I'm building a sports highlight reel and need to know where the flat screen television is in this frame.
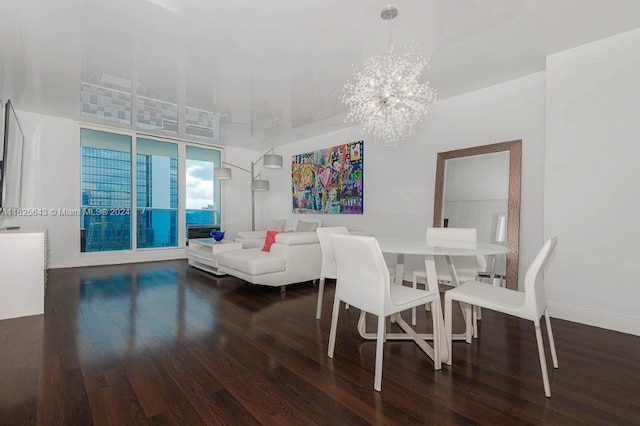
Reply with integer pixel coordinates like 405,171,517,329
0,100,25,210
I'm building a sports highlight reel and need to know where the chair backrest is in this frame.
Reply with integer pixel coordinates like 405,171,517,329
316,226,349,279
331,235,389,315
426,227,479,283
523,237,558,318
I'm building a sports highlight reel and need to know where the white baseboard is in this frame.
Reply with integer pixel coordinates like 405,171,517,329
548,302,640,337
49,248,187,269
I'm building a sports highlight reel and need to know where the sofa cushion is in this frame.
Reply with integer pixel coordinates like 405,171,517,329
295,219,319,232
275,231,319,245
237,230,267,240
238,238,265,249
262,230,280,252
269,219,286,232
218,249,286,275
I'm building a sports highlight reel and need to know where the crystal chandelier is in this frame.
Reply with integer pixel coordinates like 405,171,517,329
343,6,437,147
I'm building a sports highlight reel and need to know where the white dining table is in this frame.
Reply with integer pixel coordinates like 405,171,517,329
374,236,510,363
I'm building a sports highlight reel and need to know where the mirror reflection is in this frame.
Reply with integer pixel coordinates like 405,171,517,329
434,141,521,289
443,151,509,285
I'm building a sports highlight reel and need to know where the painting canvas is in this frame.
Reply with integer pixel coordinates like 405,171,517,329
292,141,363,214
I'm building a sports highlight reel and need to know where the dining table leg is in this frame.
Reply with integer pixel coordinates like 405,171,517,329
390,253,405,324
394,253,405,285
423,255,450,363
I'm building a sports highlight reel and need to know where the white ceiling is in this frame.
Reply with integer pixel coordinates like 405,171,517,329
2,0,640,150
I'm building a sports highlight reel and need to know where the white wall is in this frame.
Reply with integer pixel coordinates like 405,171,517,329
0,112,246,268
220,145,264,238
545,28,640,335
264,72,547,285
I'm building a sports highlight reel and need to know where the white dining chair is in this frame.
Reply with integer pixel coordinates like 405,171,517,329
315,226,350,319
327,235,442,392
444,237,559,397
411,227,479,326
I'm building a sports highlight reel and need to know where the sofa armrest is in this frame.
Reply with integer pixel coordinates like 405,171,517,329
237,230,267,240
274,231,319,246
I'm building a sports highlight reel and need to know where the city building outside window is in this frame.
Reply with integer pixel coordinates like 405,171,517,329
80,128,132,252
186,145,221,227
136,138,178,249
80,127,221,253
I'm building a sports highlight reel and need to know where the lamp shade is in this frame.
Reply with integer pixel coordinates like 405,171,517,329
263,154,283,169
251,179,269,191
214,167,232,179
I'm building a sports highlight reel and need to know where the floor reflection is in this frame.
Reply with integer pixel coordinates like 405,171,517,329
75,263,224,364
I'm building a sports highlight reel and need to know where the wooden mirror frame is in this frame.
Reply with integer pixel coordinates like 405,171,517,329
433,140,522,290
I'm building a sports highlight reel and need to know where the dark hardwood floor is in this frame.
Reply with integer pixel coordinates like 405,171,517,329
1,260,639,425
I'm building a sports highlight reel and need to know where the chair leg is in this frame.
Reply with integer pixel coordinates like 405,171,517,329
430,298,442,370
464,303,473,343
374,315,385,391
412,272,418,326
357,311,367,337
545,310,559,369
327,296,341,358
534,321,552,397
316,278,325,320
472,306,479,339
444,295,453,366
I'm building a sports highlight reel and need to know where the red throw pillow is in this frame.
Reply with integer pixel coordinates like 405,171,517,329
262,230,280,252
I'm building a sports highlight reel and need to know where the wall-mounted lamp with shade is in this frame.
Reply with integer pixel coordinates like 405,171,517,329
214,148,283,231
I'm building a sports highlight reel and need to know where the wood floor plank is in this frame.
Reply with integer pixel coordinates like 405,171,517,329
103,367,152,425
36,354,65,426
0,316,42,425
60,368,93,425
125,358,169,418
196,389,261,426
0,260,637,425
212,299,479,424
190,343,319,424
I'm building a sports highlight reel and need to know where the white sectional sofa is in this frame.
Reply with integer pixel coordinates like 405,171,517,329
235,218,322,249
217,231,322,289
234,229,276,249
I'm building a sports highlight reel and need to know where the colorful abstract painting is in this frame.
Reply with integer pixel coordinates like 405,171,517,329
292,141,364,214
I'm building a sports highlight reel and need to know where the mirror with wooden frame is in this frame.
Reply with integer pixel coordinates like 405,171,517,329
433,140,522,290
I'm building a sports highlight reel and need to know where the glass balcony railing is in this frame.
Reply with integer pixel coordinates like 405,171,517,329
137,208,178,249
80,207,218,252
186,209,218,227
81,207,132,252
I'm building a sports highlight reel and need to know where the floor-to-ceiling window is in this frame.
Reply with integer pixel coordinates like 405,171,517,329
81,128,132,252
80,127,221,253
136,138,178,249
185,146,221,227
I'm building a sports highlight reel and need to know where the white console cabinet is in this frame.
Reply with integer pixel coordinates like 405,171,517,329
0,230,47,320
